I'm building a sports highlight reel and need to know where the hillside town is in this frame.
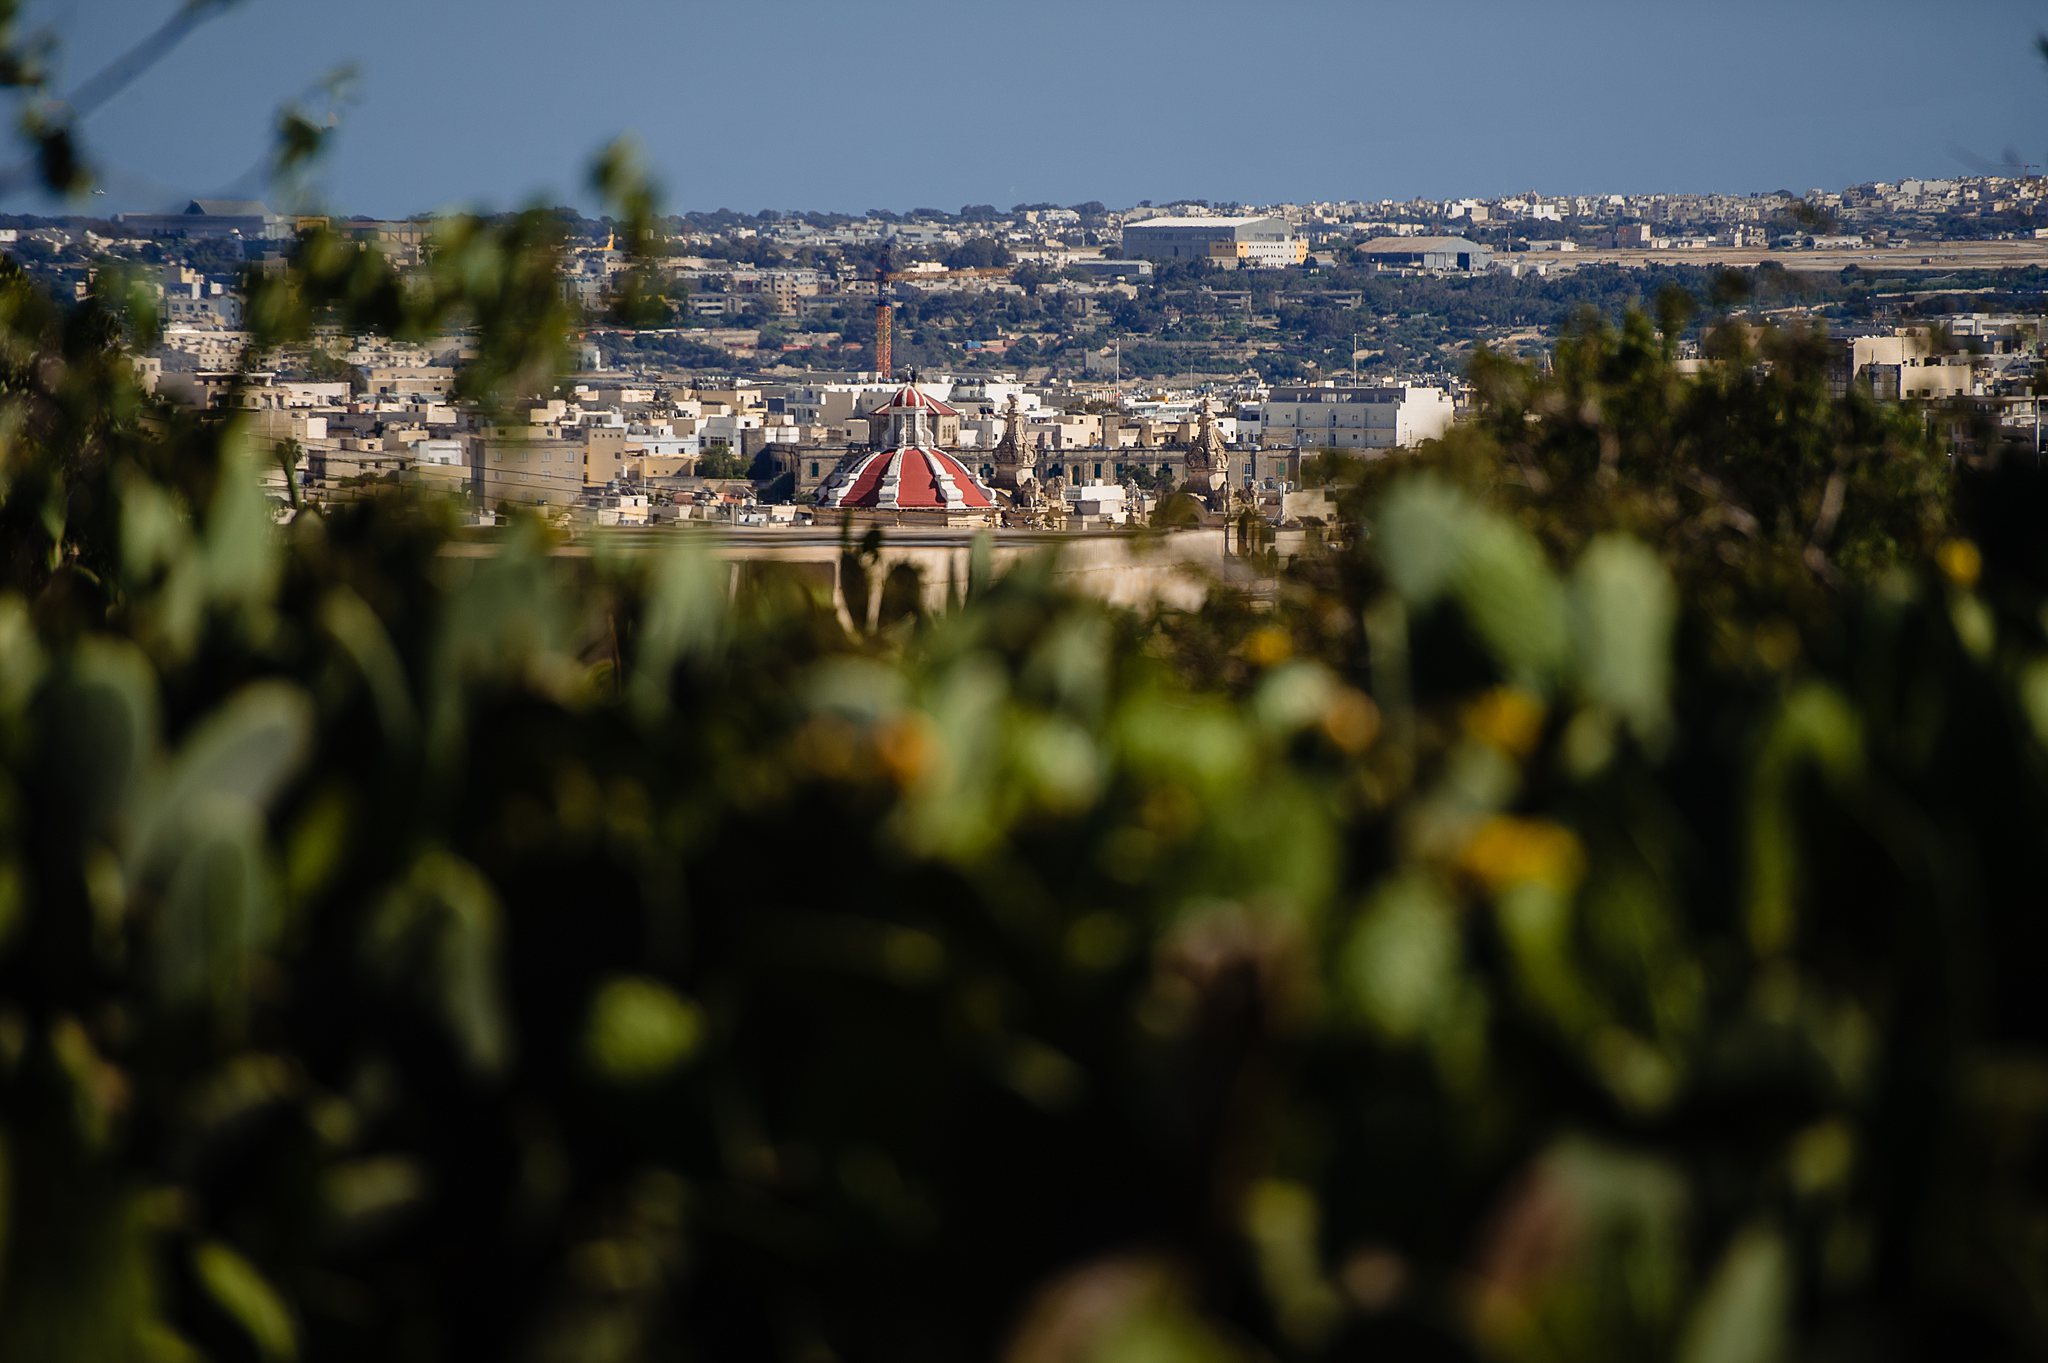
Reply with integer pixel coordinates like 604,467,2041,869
9,171,2048,532
22,3,2048,1357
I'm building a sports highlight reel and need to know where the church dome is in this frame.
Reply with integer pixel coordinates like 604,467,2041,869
865,383,960,421
817,383,993,511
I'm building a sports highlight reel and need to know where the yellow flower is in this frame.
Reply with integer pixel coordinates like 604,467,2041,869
1463,688,1545,759
1320,688,1381,755
873,713,936,789
1244,625,1293,668
1936,538,1982,591
1457,817,1585,896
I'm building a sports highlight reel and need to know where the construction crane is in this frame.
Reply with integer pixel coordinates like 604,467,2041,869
873,248,893,380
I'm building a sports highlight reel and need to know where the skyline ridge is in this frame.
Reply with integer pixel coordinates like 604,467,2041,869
21,165,2048,225
19,0,2047,218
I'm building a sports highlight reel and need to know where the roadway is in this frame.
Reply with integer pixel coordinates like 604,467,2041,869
1538,240,2048,274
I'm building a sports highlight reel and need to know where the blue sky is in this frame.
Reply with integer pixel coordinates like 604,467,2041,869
19,0,2048,216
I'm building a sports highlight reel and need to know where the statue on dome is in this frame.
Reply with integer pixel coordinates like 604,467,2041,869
1121,477,1149,526
1183,397,1231,508
992,393,1037,493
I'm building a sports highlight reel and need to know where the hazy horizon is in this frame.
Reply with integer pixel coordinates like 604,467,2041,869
15,0,2048,219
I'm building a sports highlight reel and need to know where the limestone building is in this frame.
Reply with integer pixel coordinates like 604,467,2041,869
815,384,996,519
1259,384,1455,452
1120,216,1305,268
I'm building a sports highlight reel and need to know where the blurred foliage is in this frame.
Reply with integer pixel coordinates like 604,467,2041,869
1324,303,1951,630
7,22,2048,1363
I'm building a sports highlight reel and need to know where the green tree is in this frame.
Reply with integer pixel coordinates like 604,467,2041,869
944,237,1014,270
4,13,2048,1363
273,436,305,509
696,446,750,478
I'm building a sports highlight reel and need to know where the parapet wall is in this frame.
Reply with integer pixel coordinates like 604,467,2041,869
716,528,1229,626
451,525,1238,627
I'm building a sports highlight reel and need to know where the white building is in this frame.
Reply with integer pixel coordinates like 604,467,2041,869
1258,384,1455,452
412,438,468,468
1357,237,1493,273
1120,216,1305,268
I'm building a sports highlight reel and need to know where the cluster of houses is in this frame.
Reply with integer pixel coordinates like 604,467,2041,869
137,298,2048,534
138,301,1460,530
40,189,2048,533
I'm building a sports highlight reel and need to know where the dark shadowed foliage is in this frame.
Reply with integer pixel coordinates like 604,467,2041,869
4,12,2048,1363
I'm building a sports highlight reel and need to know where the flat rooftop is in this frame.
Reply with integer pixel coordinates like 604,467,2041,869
1125,216,1287,230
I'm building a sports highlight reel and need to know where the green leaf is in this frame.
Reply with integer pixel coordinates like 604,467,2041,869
1342,873,1460,1042
968,528,994,600
584,976,704,1086
1496,880,1597,1034
134,681,313,874
201,440,284,616
1377,476,1476,607
2019,657,2048,747
1115,696,1252,803
132,1321,206,1363
36,639,160,844
118,471,191,583
273,108,326,174
877,562,925,631
1744,685,1863,956
1677,1225,1789,1363
319,589,418,746
1251,661,1337,734
898,656,1010,858
323,1156,429,1233
1378,477,1567,686
803,657,909,724
370,852,511,1075
1093,1297,1242,1363
630,544,728,719
157,803,274,1017
193,1240,297,1362
0,859,23,956
1245,1179,1342,1347
1452,514,1568,686
1569,535,1676,744
0,595,45,715
1022,613,1112,719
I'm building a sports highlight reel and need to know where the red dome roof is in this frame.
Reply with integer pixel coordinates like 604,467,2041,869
865,383,959,421
818,444,994,511
818,382,991,512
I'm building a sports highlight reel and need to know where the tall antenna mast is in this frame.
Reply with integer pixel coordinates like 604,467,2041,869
874,248,894,381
